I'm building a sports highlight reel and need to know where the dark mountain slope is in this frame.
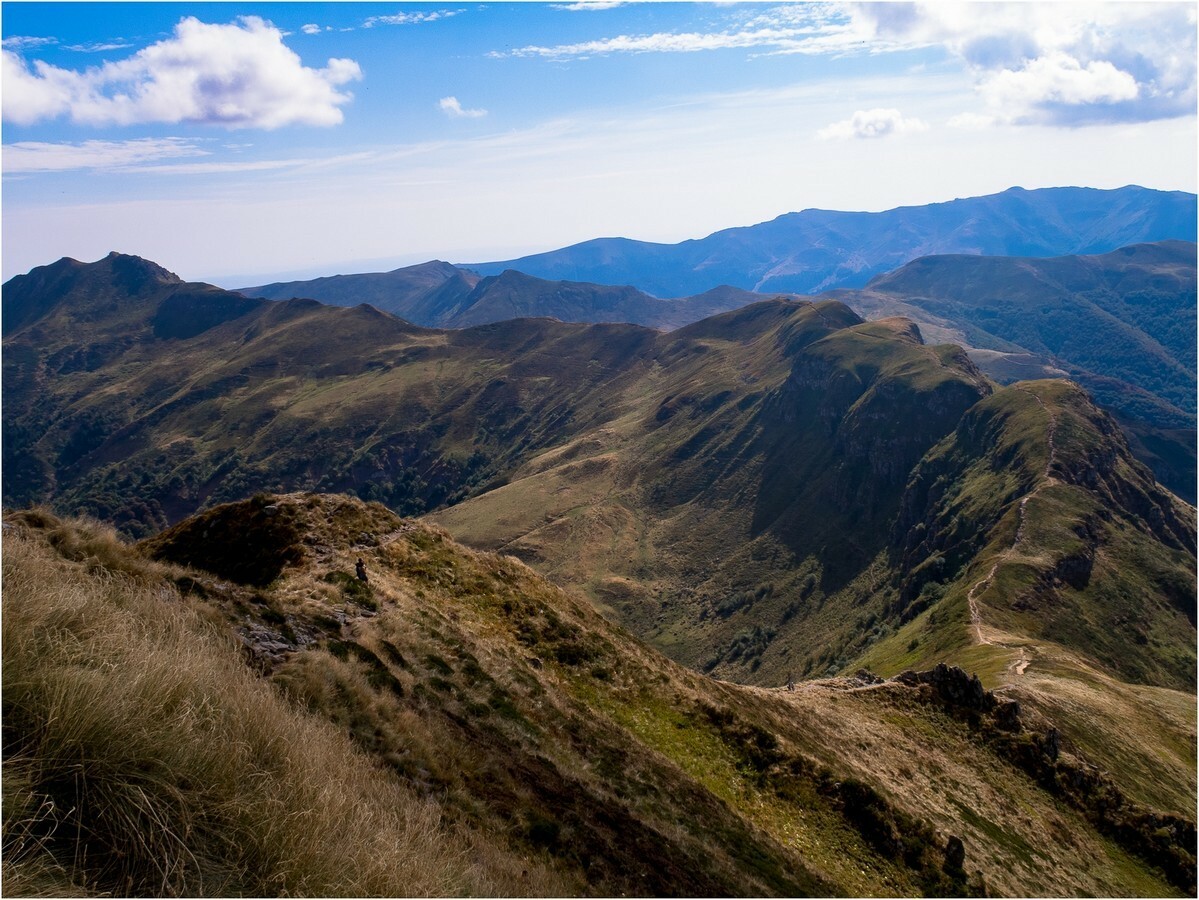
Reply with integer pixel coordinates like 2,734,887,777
831,241,1197,499
6,253,1192,699
6,497,1193,896
851,241,1196,418
3,255,662,535
242,261,776,331
468,185,1197,297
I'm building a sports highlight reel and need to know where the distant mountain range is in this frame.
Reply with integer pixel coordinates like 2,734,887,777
242,261,778,331
467,185,1197,297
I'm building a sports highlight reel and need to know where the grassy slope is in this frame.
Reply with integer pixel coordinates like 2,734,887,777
433,305,993,681
831,242,1198,500
4,497,1192,897
854,379,1196,813
2,510,560,898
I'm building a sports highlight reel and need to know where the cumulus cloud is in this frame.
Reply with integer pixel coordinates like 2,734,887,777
980,52,1138,119
439,96,487,119
300,24,324,36
364,10,463,28
2,16,362,129
817,108,928,140
3,137,208,172
852,2,1195,126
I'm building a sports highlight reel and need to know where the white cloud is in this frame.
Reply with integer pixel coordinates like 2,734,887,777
501,25,852,59
851,2,1195,126
63,42,135,53
300,24,324,36
1,16,362,129
3,138,209,173
439,96,487,119
552,2,627,11
364,9,464,28
498,5,869,59
947,111,996,131
2,35,58,51
499,3,1195,126
978,52,1139,124
817,108,928,140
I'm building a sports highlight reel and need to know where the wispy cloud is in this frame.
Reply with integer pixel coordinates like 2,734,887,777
63,41,135,53
364,9,464,28
300,24,326,36
497,4,866,59
2,16,362,129
817,108,928,141
2,35,58,51
439,96,487,119
3,137,208,173
551,2,627,11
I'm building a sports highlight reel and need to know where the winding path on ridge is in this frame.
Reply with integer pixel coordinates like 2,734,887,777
965,387,1059,681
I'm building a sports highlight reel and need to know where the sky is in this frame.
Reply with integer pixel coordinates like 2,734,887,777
2,1,1196,285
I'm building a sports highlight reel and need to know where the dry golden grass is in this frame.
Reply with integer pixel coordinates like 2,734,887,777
1,518,564,897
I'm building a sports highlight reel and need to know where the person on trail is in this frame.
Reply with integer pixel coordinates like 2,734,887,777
786,673,795,692
356,557,368,583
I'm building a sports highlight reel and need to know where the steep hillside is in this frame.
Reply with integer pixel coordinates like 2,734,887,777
828,241,1197,500
3,254,664,535
242,261,777,330
244,241,1197,502
4,499,1193,897
468,186,1197,297
839,242,1196,421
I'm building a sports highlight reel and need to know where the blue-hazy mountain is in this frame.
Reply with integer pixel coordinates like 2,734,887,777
466,186,1198,298
241,262,776,330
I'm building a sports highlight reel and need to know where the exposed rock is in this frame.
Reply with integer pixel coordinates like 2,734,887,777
891,663,996,714
852,668,885,686
993,700,1022,732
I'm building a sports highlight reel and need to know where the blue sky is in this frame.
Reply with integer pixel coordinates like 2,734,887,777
3,1,1196,285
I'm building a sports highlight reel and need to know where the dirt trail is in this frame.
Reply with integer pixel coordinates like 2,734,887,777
964,387,1059,680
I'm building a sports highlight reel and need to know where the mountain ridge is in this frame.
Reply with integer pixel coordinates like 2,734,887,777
241,261,783,331
466,185,1197,297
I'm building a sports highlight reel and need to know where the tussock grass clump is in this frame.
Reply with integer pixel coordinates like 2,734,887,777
1,522,529,897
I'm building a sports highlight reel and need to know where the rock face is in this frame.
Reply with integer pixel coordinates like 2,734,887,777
892,663,995,713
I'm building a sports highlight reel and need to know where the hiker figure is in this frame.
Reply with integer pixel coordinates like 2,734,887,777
355,557,369,583
786,673,795,692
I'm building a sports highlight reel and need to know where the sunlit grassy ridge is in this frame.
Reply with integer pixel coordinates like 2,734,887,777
5,496,1192,896
2,510,555,897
